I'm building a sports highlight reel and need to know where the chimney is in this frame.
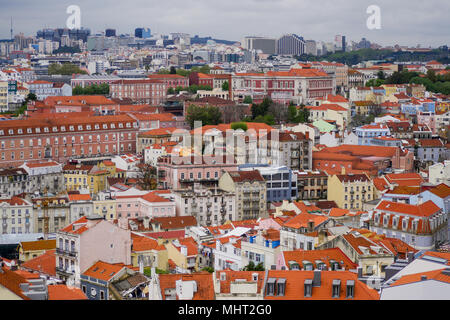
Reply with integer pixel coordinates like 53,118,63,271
139,259,144,274
341,166,346,175
357,266,363,279
143,216,150,229
407,251,414,263
307,220,315,232
86,214,103,228
313,270,321,287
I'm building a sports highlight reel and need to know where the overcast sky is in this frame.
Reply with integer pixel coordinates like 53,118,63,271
0,0,449,47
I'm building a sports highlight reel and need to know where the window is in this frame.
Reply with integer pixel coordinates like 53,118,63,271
266,278,276,296
332,280,341,298
304,280,312,297
346,280,355,298
100,291,105,300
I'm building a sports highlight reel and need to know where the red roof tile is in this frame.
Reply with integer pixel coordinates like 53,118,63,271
48,284,88,300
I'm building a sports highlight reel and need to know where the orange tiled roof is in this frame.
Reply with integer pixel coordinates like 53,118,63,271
158,273,215,300
132,234,165,252
152,216,197,230
82,261,128,282
329,208,350,217
428,184,450,199
217,270,265,294
48,284,88,300
20,240,56,252
0,266,31,300
264,270,379,300
283,213,328,230
388,268,450,287
283,248,357,270
21,250,56,276
68,194,92,202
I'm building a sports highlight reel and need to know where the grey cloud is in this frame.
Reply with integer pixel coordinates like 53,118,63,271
0,0,448,47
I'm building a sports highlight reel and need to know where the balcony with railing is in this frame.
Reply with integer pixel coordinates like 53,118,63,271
56,248,78,257
56,266,75,275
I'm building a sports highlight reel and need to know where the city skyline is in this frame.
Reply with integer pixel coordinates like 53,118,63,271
0,0,449,47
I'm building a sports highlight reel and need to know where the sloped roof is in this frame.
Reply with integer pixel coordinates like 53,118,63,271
48,284,88,300
264,270,379,300
21,250,56,276
158,273,215,300
20,240,56,252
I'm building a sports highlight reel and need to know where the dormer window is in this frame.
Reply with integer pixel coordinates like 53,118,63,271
332,280,341,298
69,126,74,131
111,124,115,129
78,125,83,130
86,125,91,130
119,123,124,128
304,279,313,297
8,129,13,134
35,127,40,133
44,127,49,132
95,124,100,130
103,124,108,129
346,280,355,298
61,126,66,131
277,278,286,296
266,278,276,296
126,123,131,128
18,129,23,134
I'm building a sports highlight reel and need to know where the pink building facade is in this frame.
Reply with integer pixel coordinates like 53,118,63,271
157,155,238,190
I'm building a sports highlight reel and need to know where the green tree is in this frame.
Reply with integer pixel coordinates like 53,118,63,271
48,63,86,75
167,87,175,94
170,66,177,74
243,262,265,271
377,70,386,80
427,69,437,82
251,97,271,119
365,78,385,87
222,81,229,91
186,105,222,128
288,104,299,123
27,93,37,101
72,84,109,95
201,267,214,273
243,96,253,104
231,122,248,131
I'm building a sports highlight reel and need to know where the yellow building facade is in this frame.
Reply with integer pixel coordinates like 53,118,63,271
327,173,374,211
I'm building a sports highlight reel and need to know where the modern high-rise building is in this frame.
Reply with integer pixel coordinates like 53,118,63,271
305,40,317,55
242,36,276,55
105,29,116,37
334,34,346,52
358,37,371,49
276,34,305,56
135,28,151,39
36,28,91,43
